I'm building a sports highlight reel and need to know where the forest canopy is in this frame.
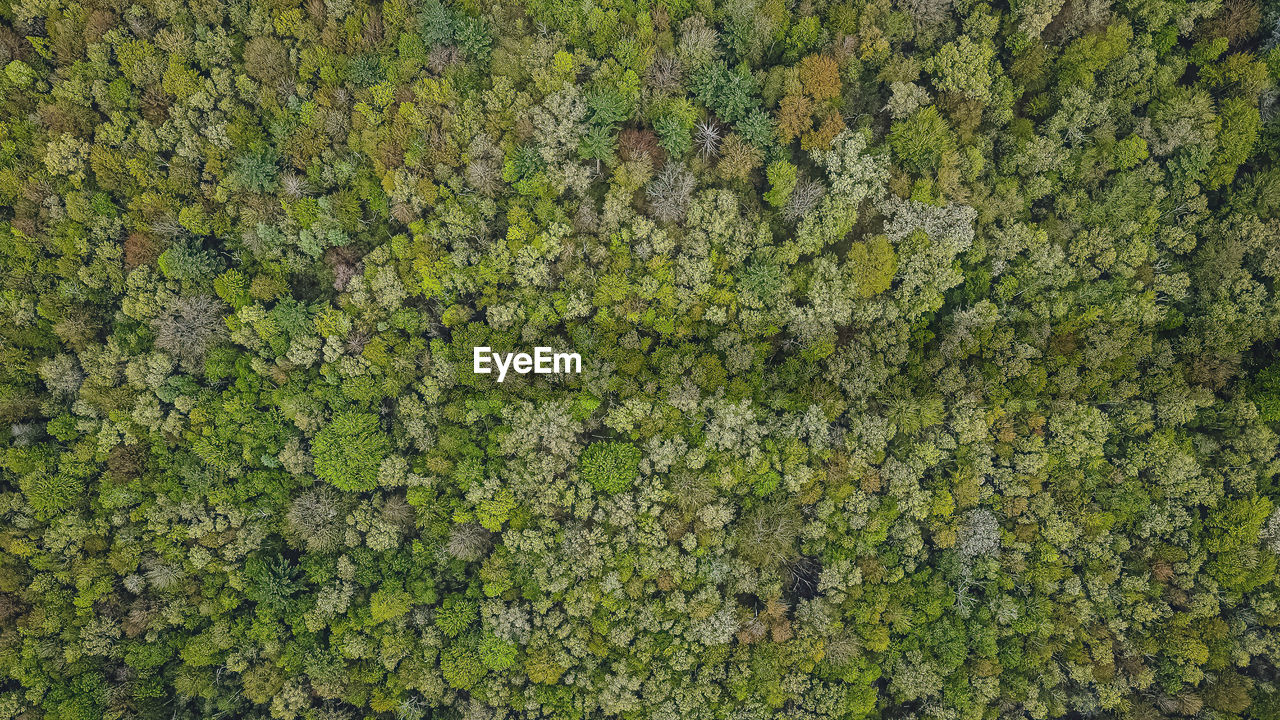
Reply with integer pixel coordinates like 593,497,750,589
2,0,1280,718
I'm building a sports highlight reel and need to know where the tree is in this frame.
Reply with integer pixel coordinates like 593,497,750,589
286,487,347,552
764,160,797,207
783,178,825,221
577,125,617,171
734,500,801,570
441,642,486,690
312,412,390,491
694,120,723,158
798,54,841,101
691,60,761,123
1209,97,1260,189
446,523,492,561
926,36,996,103
578,442,641,494
889,105,957,173
153,294,226,370
647,162,696,222
653,98,697,157
717,133,764,182
435,595,477,636
243,36,288,83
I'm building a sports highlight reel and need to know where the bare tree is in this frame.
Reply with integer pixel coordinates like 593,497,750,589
694,120,722,158
286,487,346,553
446,523,493,562
646,163,696,223
281,172,313,199
153,294,226,369
645,54,683,94
783,178,826,222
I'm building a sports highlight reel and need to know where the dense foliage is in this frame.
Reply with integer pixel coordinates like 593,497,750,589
3,0,1280,717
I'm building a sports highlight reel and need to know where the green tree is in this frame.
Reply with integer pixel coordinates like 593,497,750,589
889,106,957,174
764,160,797,207
579,442,641,494
313,412,390,491
926,36,996,103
